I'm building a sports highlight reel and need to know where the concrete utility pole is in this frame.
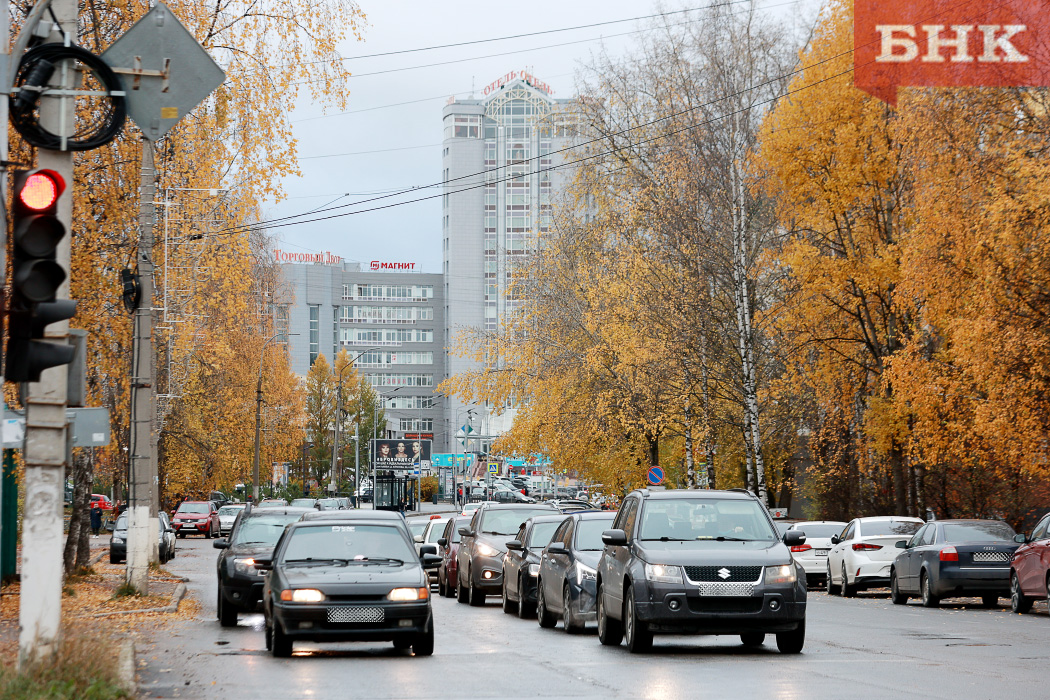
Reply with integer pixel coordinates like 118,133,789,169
127,136,158,594
18,0,76,665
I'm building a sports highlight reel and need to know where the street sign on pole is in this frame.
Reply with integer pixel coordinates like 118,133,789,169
647,466,665,486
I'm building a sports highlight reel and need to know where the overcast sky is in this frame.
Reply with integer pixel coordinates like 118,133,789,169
262,0,824,273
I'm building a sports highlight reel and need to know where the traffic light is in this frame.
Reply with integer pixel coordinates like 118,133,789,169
6,169,77,383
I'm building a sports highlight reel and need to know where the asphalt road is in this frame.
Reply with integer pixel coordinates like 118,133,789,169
136,529,1046,700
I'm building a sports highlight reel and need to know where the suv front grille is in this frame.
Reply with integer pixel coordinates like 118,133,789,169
685,566,762,583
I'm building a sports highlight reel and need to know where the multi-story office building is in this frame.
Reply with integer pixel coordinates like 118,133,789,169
441,73,575,451
279,258,448,451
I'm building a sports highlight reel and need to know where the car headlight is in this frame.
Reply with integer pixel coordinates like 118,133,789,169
233,558,256,575
528,563,540,576
387,587,430,601
476,542,499,557
644,563,683,584
111,536,123,544
575,563,597,585
764,564,797,585
280,588,325,603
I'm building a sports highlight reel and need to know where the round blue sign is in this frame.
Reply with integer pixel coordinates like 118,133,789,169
647,466,664,486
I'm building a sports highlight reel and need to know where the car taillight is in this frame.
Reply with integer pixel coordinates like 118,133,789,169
852,543,882,551
939,546,959,562
790,544,812,553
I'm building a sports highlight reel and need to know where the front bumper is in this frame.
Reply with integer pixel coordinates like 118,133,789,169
173,520,210,535
632,580,805,635
222,574,265,610
569,579,598,621
272,600,431,642
471,553,505,592
931,567,1010,597
110,541,126,559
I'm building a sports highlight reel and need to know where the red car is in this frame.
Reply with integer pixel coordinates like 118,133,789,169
90,494,114,511
436,515,470,598
171,501,221,538
1010,511,1050,613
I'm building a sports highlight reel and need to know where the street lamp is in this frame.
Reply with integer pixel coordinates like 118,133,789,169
454,406,477,508
254,332,297,503
331,347,379,498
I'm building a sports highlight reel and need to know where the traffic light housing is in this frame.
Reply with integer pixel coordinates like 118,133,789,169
6,169,77,383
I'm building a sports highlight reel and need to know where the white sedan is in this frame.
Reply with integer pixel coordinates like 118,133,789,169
826,516,924,596
216,503,247,536
784,521,847,582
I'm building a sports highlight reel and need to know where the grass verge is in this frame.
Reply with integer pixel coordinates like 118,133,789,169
0,625,130,699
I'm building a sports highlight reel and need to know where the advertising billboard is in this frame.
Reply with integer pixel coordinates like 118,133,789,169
372,438,431,470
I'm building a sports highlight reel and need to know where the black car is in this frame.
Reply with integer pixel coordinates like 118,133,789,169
258,517,441,657
890,519,1018,607
501,514,565,618
536,510,616,632
457,503,557,605
596,488,807,654
109,512,176,564
214,506,312,627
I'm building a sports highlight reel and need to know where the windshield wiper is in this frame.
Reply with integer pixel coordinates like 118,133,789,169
715,536,753,542
236,541,272,546
641,537,695,542
347,557,405,565
284,557,349,566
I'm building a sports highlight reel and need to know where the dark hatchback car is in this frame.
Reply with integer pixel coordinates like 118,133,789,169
437,515,471,598
501,514,565,618
536,510,616,632
596,489,807,654
258,518,441,657
109,512,176,564
214,507,312,626
457,504,557,605
1010,511,1050,614
890,519,1018,608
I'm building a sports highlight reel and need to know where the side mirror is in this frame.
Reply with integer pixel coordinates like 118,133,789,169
505,539,523,551
422,553,442,568
830,535,841,545
1014,533,1029,544
895,540,907,549
783,531,806,546
213,539,230,550
601,529,628,547
254,558,273,571
437,537,448,548
547,542,568,555
458,526,473,538
419,544,437,556
414,535,424,543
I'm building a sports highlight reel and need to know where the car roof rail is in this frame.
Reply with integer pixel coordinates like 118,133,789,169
726,488,758,498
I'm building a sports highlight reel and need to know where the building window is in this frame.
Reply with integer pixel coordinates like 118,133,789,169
308,305,319,365
399,418,434,432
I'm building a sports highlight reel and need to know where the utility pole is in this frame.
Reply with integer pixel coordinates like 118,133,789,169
18,0,76,665
353,423,360,507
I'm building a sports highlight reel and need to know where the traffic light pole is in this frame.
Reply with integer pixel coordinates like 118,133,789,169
18,0,76,668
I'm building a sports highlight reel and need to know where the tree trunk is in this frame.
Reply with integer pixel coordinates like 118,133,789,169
684,398,696,488
63,449,93,573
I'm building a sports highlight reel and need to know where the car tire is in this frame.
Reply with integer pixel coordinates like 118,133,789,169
438,570,447,598
776,619,805,654
980,595,998,608
413,621,435,657
563,585,584,634
890,570,909,605
109,551,120,565
271,621,292,658
920,572,940,608
1010,571,1033,614
176,532,184,539
264,621,273,651
502,579,518,615
444,571,457,599
218,585,238,627
468,570,486,607
536,581,557,628
518,576,535,619
740,632,765,647
825,562,839,595
456,572,469,604
596,584,624,646
840,565,856,598
623,587,653,653
393,637,413,651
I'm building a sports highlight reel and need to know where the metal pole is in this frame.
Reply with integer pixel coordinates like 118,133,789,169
253,333,282,502
330,376,340,495
353,423,360,508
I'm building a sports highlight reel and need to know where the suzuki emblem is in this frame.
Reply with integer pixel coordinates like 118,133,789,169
718,567,731,580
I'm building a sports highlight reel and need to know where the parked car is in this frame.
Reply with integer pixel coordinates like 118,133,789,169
596,488,808,654
315,498,341,511
91,494,114,518
208,491,231,507
535,510,616,632
109,512,176,564
217,504,248,536
501,514,565,618
258,516,441,657
782,521,847,584
437,516,470,598
256,499,288,508
889,519,1018,607
289,498,318,510
550,499,595,513
407,517,430,546
214,507,312,627
826,516,924,596
457,503,557,605
1009,511,1050,614
335,497,351,510
491,489,535,504
172,500,221,538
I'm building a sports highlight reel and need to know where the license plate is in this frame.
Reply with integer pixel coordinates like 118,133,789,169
815,550,828,557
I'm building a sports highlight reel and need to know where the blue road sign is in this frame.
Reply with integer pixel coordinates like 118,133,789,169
647,466,664,486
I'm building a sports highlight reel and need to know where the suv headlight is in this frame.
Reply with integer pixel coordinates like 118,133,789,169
644,563,683,584
233,558,256,575
764,564,797,585
528,563,540,576
476,542,499,557
575,563,597,585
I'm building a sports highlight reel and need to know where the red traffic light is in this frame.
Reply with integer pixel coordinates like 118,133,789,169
18,170,64,211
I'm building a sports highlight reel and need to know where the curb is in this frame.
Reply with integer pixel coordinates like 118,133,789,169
116,640,135,695
88,581,187,617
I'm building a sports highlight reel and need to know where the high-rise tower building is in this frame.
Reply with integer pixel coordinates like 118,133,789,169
441,74,575,453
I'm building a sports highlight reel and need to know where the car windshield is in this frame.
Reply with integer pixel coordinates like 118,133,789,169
793,523,843,538
862,521,923,537
281,524,415,562
576,517,616,550
177,503,209,514
426,522,448,544
289,499,315,508
232,513,303,546
218,507,241,516
639,498,778,542
526,521,560,549
115,514,127,529
480,508,555,536
942,522,1016,542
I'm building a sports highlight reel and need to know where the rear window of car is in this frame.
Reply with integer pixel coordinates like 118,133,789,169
290,499,315,508
177,503,210,514
409,520,429,537
480,508,556,536
526,521,560,548
576,517,616,550
232,513,304,546
941,522,1016,542
281,524,415,562
862,521,923,537
792,523,843,538
426,522,448,544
